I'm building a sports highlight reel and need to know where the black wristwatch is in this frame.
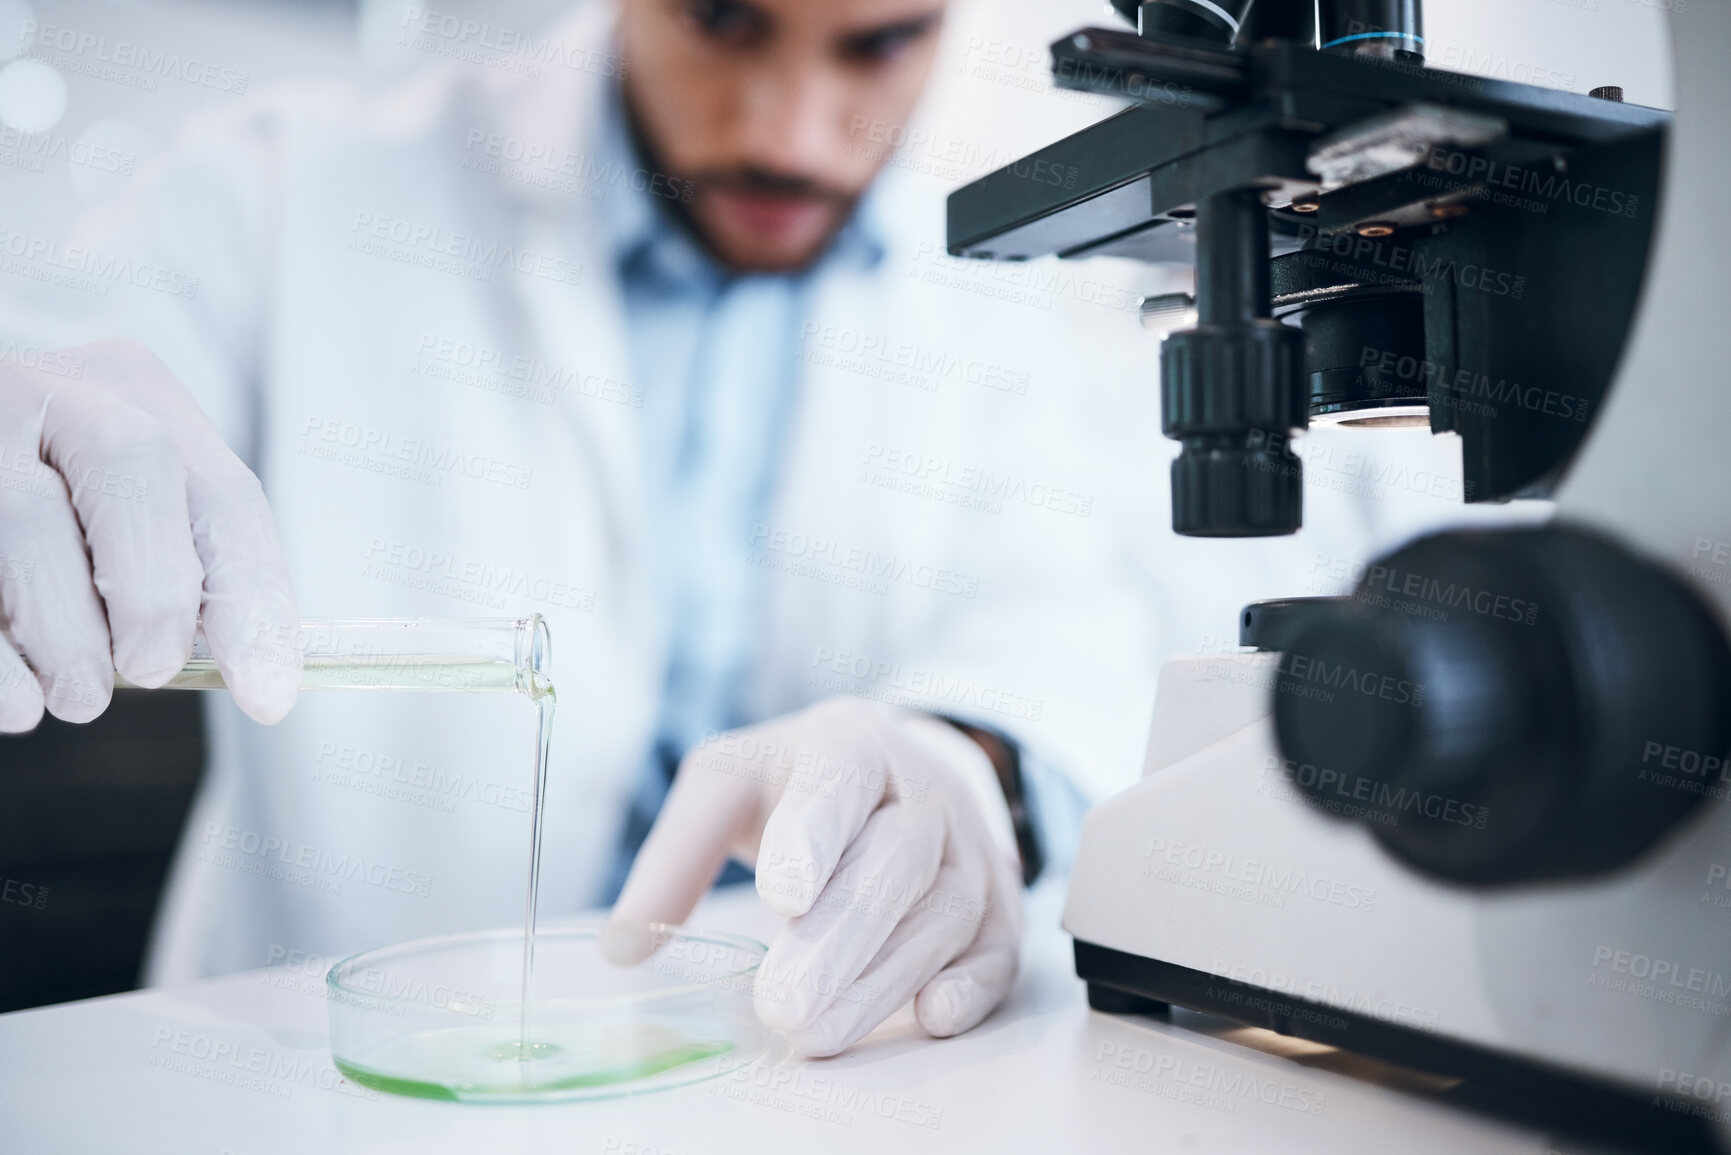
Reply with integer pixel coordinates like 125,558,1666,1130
939,716,1044,886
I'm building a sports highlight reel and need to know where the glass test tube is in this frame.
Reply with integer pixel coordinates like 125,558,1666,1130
115,617,553,699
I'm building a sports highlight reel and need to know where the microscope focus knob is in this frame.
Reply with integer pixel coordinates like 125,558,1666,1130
1163,322,1306,536
1271,526,1731,885
1163,185,1306,538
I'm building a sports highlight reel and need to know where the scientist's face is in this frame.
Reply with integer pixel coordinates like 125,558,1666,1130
617,0,948,273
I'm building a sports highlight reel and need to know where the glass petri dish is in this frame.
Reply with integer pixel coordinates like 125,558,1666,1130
326,921,770,1103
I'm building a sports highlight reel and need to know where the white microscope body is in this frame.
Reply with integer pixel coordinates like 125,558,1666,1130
1064,0,1731,1126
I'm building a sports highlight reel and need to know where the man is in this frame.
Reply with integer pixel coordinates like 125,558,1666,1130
0,0,1395,1056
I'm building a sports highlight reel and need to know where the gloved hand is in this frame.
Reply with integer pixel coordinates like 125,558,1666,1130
0,338,299,731
605,697,1025,1057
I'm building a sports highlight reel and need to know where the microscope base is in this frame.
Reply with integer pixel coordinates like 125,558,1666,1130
1064,655,1731,1151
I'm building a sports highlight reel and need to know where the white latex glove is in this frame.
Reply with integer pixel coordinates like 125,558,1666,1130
605,697,1025,1058
0,338,299,730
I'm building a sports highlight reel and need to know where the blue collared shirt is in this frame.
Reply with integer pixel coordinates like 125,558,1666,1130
597,88,885,897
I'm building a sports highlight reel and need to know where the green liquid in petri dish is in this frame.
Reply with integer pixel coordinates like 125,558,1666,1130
334,1019,734,1102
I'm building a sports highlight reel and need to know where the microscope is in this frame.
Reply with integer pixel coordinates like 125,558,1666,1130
949,1,1731,1148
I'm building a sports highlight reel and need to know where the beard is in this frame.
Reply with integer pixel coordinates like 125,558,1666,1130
623,103,860,273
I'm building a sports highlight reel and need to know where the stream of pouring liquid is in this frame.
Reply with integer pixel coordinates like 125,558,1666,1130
519,678,556,1057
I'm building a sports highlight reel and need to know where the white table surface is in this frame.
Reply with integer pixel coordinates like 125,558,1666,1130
0,881,1570,1154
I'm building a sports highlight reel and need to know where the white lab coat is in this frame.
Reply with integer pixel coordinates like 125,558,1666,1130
6,0,1505,981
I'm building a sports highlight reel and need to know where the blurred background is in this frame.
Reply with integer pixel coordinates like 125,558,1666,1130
0,0,1672,1012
